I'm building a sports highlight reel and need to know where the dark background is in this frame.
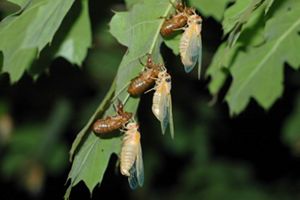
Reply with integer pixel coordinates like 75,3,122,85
1,0,300,199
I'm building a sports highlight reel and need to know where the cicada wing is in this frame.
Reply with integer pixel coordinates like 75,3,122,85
197,35,202,80
136,142,144,187
158,90,169,135
182,27,202,78
168,94,175,139
128,165,138,190
128,143,144,189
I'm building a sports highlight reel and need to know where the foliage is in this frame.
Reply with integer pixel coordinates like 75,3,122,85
65,0,176,198
1,0,300,199
204,0,300,115
0,0,91,82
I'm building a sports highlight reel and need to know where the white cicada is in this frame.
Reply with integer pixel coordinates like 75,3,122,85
152,69,174,138
179,13,202,79
120,122,144,189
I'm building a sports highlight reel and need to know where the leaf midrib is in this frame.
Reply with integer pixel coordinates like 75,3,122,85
72,139,99,183
229,17,300,110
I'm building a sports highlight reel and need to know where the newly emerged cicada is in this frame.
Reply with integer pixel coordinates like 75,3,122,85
151,68,174,138
92,101,132,134
179,12,202,79
127,54,163,97
120,122,144,189
160,2,194,37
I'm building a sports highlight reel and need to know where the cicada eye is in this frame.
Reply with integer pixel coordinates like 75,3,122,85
166,78,171,83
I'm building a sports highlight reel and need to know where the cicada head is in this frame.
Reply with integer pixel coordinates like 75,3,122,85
126,122,139,131
158,71,171,81
187,14,202,26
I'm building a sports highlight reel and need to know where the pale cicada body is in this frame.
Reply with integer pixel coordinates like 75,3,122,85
120,122,144,189
179,14,202,79
152,70,174,138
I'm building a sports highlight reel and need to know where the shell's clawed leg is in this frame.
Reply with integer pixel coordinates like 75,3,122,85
122,94,130,105
144,87,156,94
172,26,186,31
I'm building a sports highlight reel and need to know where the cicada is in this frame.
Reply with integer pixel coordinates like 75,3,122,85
179,13,202,79
152,69,174,138
120,122,144,189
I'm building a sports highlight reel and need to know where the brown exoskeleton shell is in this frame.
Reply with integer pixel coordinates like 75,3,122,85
93,101,133,134
127,54,163,96
160,2,194,37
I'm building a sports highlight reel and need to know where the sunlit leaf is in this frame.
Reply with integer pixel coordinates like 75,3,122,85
55,0,91,66
124,0,142,9
0,0,75,82
226,2,300,114
207,2,268,97
223,0,263,47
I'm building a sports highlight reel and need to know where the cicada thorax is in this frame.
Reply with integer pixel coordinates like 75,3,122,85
92,102,133,134
120,123,140,176
127,55,163,96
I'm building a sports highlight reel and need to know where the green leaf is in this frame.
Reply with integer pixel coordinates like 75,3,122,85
55,0,91,65
226,2,300,115
125,0,142,9
66,0,176,198
109,12,130,47
0,0,75,82
189,0,231,21
206,3,266,97
223,0,263,47
264,0,274,14
163,34,181,55
69,81,116,160
206,44,230,95
223,0,257,34
6,0,31,11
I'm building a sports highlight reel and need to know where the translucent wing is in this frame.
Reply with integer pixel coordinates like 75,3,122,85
128,143,144,189
136,142,144,187
197,35,202,80
128,165,138,190
158,89,169,135
168,94,175,139
182,26,202,79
